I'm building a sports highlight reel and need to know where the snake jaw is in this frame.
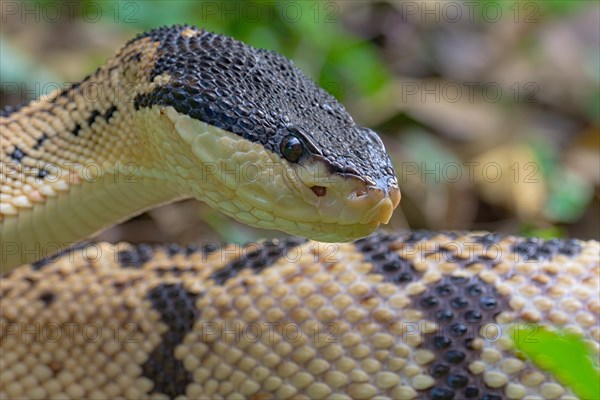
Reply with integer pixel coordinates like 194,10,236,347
292,157,400,231
342,180,398,226
161,105,400,243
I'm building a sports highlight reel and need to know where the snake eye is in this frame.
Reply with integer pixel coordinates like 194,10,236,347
280,135,304,163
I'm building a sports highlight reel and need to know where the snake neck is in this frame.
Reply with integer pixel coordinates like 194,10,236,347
0,38,186,270
0,26,404,270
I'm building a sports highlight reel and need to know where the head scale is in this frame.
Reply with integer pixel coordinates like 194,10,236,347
133,25,400,241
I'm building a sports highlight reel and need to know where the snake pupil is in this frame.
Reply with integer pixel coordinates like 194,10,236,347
281,136,304,163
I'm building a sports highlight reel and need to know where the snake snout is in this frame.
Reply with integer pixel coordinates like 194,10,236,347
330,176,400,229
354,176,401,208
387,181,401,209
358,181,400,225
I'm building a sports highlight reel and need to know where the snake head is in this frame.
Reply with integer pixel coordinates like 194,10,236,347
134,25,400,242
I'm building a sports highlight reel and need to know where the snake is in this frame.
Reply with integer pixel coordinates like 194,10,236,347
0,25,598,400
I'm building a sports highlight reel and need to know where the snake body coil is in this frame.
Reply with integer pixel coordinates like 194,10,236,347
0,26,598,399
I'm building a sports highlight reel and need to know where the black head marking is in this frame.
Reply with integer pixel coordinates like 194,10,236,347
133,25,397,188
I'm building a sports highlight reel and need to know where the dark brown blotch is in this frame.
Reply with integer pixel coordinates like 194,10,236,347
38,292,55,305
141,283,202,398
414,275,510,400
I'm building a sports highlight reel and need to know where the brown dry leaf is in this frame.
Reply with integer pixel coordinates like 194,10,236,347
395,78,506,141
565,126,600,185
472,143,547,219
348,84,399,127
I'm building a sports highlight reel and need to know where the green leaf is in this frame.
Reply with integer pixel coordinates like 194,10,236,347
481,0,586,19
528,139,594,222
518,225,565,239
403,129,460,167
587,89,600,123
328,43,389,96
545,169,593,222
511,325,600,399
0,38,60,96
537,0,588,15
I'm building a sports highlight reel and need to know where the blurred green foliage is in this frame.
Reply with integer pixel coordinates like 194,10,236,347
511,324,600,399
77,0,392,100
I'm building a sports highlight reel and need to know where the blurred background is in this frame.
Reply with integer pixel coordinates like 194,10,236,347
1,0,598,244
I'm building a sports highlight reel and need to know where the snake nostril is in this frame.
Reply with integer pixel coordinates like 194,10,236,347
354,188,367,198
311,186,327,197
